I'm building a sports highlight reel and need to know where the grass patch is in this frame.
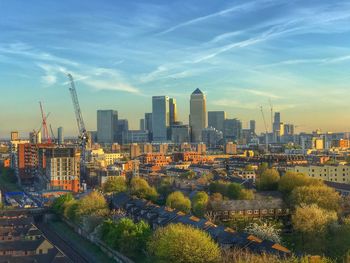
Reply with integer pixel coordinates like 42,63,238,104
49,220,115,263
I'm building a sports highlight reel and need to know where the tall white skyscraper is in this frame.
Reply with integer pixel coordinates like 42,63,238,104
152,96,169,142
190,88,206,142
97,110,118,144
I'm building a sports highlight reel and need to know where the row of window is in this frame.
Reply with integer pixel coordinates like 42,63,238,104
217,208,289,216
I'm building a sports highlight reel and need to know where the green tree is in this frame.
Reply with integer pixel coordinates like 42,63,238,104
192,191,209,217
326,223,350,261
238,189,254,200
148,223,221,263
157,177,173,198
75,191,109,222
291,185,341,211
63,199,79,222
278,171,322,195
52,193,73,215
209,181,228,195
130,177,159,201
292,204,337,254
245,164,254,171
100,218,151,259
166,191,191,213
257,168,280,190
256,162,268,175
102,176,127,194
226,183,242,199
210,193,223,202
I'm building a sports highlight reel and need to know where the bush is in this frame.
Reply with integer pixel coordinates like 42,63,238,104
102,176,127,194
148,223,221,263
166,191,191,213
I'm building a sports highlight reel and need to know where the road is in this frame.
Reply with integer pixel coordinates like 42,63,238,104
36,222,90,263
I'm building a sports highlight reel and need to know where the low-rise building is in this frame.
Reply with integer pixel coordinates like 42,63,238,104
287,164,350,184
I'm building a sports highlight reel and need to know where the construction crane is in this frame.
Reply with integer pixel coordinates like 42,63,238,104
49,124,56,143
260,106,269,153
269,98,273,132
39,101,51,144
67,73,88,180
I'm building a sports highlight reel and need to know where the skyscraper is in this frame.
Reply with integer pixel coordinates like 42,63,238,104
97,110,118,144
169,98,177,126
140,119,145,131
116,119,129,144
190,88,206,142
250,120,256,135
145,113,153,141
208,111,226,132
273,112,282,142
152,96,169,142
57,127,64,144
223,118,242,142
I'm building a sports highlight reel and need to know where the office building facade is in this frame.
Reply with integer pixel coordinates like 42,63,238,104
208,111,226,132
97,110,118,144
152,96,169,142
190,88,207,143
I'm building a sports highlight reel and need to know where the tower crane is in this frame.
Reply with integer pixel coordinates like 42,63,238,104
269,98,273,132
260,106,269,153
67,73,88,180
39,101,51,144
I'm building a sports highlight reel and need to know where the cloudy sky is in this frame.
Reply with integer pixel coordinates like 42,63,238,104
1,0,350,138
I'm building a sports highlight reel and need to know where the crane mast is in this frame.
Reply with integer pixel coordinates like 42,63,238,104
39,101,51,144
260,106,269,153
67,73,88,181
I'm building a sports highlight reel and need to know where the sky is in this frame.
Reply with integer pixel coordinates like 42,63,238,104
1,0,350,138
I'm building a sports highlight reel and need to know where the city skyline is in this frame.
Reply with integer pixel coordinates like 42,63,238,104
2,0,350,137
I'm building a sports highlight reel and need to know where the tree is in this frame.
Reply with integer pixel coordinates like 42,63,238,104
256,162,268,175
75,191,109,222
257,169,280,190
209,181,228,195
63,199,79,222
166,191,191,213
181,170,196,179
326,223,350,261
292,204,337,233
157,177,173,198
192,191,209,217
210,193,223,202
100,218,151,259
130,177,158,201
244,221,281,243
102,176,127,194
148,223,221,263
291,185,341,211
52,193,73,215
278,171,322,195
292,204,337,255
226,183,242,199
238,189,254,200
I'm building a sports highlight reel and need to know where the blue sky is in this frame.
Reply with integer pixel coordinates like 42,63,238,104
1,0,350,138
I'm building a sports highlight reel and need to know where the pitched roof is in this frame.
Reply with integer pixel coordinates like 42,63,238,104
211,198,286,211
192,88,203,95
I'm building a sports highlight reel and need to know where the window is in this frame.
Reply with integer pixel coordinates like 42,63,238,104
230,211,235,215
262,209,267,214
247,210,252,214
254,210,259,214
223,211,228,215
269,209,274,214
277,209,282,214
239,210,243,215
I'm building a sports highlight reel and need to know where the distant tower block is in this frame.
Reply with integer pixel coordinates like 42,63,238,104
58,127,64,144
130,143,141,159
11,131,19,141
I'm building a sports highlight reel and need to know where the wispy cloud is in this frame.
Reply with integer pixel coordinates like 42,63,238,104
245,89,282,99
0,43,79,67
157,0,274,35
